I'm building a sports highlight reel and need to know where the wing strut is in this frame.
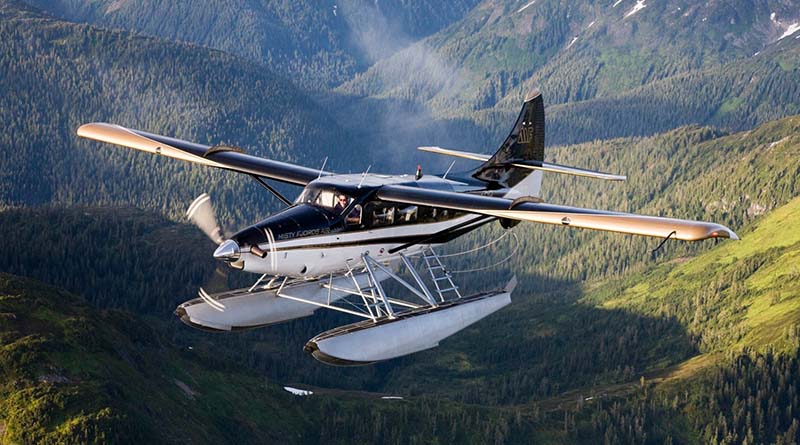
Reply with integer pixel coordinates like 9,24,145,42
250,175,291,207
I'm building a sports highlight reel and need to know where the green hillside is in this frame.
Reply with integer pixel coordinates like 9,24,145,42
0,0,363,224
561,191,800,445
22,0,481,89
0,273,543,444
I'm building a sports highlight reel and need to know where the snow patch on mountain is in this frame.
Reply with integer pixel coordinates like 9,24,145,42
566,36,578,49
517,0,537,13
624,0,646,18
284,386,313,396
779,23,800,40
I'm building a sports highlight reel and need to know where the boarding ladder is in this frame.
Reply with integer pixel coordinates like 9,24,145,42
422,247,462,302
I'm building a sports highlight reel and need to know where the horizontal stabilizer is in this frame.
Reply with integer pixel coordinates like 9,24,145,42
511,160,626,181
418,146,625,181
418,146,491,162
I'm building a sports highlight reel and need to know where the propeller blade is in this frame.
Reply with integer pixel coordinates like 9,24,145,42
264,227,278,272
187,193,224,245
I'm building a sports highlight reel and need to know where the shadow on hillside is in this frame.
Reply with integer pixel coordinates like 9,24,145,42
165,270,699,408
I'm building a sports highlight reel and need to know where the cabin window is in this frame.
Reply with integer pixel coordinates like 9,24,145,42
346,204,362,226
370,203,395,227
359,202,432,228
417,206,461,223
398,205,418,223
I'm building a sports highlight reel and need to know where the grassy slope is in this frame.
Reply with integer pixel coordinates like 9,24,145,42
588,194,800,357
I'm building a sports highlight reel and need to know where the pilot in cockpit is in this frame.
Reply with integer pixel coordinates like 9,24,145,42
334,194,349,214
335,194,362,225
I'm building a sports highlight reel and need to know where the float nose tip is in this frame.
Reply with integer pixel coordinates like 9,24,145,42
213,239,240,261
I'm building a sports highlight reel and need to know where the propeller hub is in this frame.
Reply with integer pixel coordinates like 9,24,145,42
213,239,241,262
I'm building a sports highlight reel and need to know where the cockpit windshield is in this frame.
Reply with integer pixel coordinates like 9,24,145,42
295,185,353,213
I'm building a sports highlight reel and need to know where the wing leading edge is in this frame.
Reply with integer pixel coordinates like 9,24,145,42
377,185,738,241
76,123,326,186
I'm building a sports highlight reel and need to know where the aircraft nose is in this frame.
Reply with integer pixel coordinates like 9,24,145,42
213,239,240,261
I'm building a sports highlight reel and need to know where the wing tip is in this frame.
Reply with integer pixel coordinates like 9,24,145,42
76,122,118,138
725,230,740,241
76,123,95,137
708,226,739,241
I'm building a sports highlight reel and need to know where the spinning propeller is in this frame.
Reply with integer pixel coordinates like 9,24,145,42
186,193,276,267
186,193,240,262
186,193,224,244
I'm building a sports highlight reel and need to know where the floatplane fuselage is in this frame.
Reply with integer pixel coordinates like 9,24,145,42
218,173,495,277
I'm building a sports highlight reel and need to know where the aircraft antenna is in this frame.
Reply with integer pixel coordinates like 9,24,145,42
442,160,456,180
318,156,328,179
357,165,371,188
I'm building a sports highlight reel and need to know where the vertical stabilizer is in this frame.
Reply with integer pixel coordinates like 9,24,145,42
472,90,545,196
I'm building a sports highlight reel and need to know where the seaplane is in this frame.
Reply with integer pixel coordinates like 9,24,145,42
76,90,738,365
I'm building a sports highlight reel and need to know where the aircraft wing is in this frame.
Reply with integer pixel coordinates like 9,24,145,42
377,185,738,241
77,123,325,186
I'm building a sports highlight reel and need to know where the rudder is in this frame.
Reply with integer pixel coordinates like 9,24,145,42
472,89,545,192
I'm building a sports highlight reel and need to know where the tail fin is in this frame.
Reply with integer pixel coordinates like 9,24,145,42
473,90,545,196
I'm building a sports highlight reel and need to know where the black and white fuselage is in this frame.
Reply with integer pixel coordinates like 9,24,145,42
218,172,494,277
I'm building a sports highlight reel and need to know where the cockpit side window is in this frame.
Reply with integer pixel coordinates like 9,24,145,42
296,186,353,213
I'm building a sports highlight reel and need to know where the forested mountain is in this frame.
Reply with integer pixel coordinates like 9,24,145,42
21,0,481,89
340,0,799,111
332,0,800,151
0,0,366,224
19,0,800,164
3,0,800,442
